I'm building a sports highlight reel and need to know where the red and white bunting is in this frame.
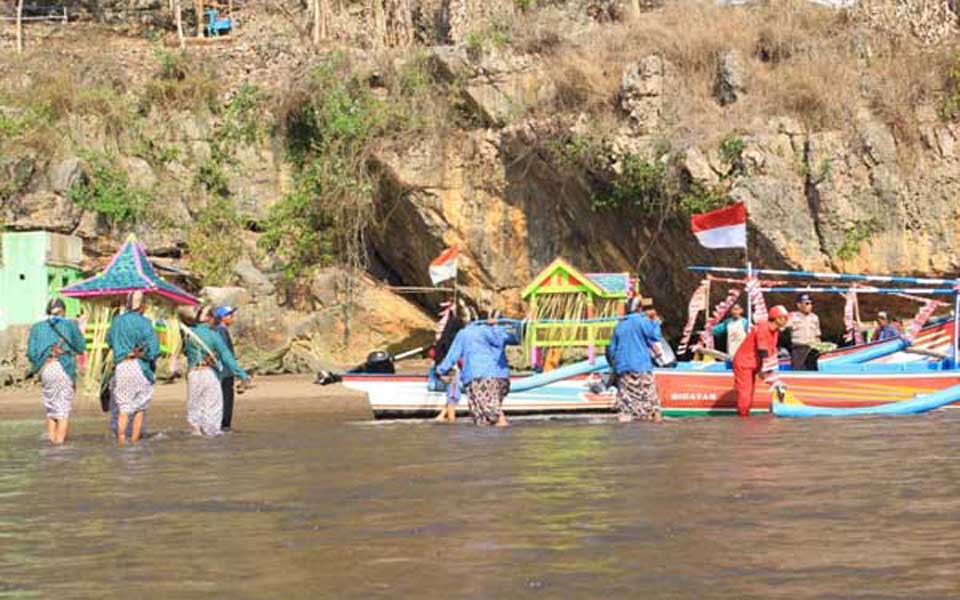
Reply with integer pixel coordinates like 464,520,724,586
843,290,863,345
699,288,742,350
746,277,767,322
677,280,710,355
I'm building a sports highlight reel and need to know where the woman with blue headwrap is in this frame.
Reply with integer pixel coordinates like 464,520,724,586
26,298,86,444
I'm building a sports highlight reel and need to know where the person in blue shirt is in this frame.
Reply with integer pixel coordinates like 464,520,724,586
436,309,520,427
106,292,160,444
608,296,664,423
874,312,899,341
26,298,86,445
214,305,239,430
185,305,251,436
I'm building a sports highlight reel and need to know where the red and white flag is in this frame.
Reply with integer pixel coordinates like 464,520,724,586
429,247,459,285
690,203,747,249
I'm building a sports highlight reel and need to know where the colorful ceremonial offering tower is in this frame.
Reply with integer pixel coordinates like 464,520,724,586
520,258,634,368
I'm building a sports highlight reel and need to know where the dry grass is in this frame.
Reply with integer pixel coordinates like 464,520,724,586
530,0,960,154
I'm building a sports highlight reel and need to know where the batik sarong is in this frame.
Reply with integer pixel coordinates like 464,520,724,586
615,372,660,419
187,367,223,436
467,377,510,426
40,360,74,419
112,360,153,415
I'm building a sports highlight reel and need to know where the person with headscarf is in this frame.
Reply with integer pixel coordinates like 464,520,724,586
26,298,86,444
608,296,664,423
436,308,520,427
106,291,160,444
185,305,251,436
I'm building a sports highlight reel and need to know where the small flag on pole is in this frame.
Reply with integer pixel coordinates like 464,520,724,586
690,203,747,249
429,247,459,285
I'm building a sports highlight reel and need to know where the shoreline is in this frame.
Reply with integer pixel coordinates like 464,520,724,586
0,374,371,421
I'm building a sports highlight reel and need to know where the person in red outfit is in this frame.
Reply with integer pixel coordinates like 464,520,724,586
732,305,790,417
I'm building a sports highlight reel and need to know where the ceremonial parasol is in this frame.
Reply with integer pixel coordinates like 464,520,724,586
61,235,198,399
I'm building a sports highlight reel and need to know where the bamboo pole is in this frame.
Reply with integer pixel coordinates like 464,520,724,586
195,0,203,37
175,0,186,47
16,0,24,53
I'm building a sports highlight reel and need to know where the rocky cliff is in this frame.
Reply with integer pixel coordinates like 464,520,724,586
3,0,960,384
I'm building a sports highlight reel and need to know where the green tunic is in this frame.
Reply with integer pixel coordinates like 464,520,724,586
106,311,160,383
185,323,248,381
26,318,87,382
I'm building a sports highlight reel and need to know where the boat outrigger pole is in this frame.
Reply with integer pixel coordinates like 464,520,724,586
757,286,957,295
690,266,957,287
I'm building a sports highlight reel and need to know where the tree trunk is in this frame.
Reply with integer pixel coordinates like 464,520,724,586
311,0,320,45
626,0,641,20
175,0,185,47
195,0,204,37
16,0,24,53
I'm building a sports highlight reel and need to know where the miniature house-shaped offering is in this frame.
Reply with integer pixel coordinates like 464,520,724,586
521,258,633,366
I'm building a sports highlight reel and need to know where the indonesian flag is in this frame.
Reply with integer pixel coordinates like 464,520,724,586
429,247,459,285
690,203,747,249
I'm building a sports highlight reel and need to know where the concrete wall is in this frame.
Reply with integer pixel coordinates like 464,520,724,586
0,232,82,330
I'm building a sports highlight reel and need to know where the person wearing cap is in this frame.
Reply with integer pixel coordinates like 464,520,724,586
185,305,251,436
214,305,239,430
787,293,822,371
874,312,898,341
732,305,790,416
26,298,86,445
608,296,664,423
712,304,748,356
436,308,520,427
106,291,160,444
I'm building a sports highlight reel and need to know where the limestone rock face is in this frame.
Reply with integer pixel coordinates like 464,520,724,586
1,191,84,233
714,50,746,106
618,56,664,134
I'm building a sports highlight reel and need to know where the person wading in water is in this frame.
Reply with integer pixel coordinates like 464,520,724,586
106,292,160,444
26,298,86,445
608,296,664,423
731,305,790,417
436,308,520,427
214,305,239,431
185,305,251,437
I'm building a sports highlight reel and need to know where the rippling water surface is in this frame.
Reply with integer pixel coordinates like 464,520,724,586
2,411,960,599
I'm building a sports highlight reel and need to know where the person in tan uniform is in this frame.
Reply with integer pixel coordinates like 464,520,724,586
787,293,821,371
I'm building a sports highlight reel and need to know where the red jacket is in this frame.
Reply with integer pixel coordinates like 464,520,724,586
732,320,780,373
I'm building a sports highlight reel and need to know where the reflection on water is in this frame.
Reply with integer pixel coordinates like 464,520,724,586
2,412,960,598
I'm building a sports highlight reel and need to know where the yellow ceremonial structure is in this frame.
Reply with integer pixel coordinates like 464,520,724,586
521,258,633,367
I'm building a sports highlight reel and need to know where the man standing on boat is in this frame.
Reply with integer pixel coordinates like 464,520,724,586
712,303,748,356
732,305,790,417
787,293,822,371
874,311,899,341
436,309,520,427
608,296,664,423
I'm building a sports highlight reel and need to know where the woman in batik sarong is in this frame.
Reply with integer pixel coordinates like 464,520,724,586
436,309,520,427
608,296,664,423
106,292,160,444
184,305,251,436
26,298,86,445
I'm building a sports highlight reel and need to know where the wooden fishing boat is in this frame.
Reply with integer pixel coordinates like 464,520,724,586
340,316,957,418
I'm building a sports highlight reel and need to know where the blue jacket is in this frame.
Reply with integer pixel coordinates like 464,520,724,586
876,324,899,341
436,321,519,384
186,323,248,381
608,313,662,374
107,311,161,382
26,317,86,382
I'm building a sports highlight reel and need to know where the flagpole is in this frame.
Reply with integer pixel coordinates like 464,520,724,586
745,202,752,332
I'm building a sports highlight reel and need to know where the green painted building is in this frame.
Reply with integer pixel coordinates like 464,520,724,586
0,231,84,331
